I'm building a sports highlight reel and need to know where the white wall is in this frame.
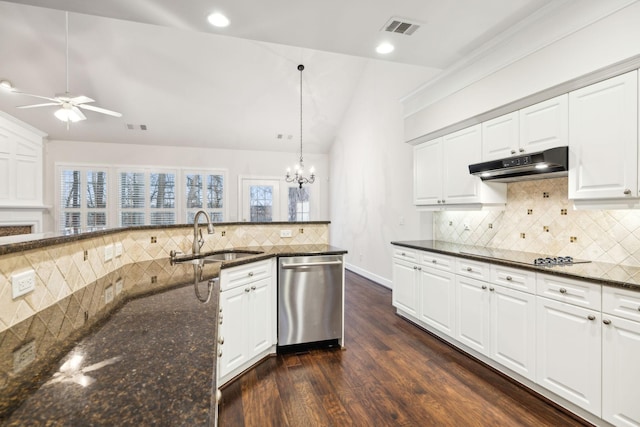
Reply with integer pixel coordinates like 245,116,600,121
44,140,329,231
329,60,438,287
404,0,640,140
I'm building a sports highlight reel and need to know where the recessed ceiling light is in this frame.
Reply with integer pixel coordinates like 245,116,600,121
376,43,394,54
207,12,230,28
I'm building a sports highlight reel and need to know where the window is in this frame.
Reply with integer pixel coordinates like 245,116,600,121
250,185,273,222
288,187,310,221
59,168,108,233
185,171,225,223
56,164,229,231
119,170,177,226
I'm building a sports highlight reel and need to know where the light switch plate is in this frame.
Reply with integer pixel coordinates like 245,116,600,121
13,341,36,373
115,279,123,295
115,242,123,257
105,285,114,304
12,270,35,299
105,244,114,262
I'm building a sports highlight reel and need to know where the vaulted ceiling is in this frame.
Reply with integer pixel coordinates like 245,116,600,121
0,0,561,153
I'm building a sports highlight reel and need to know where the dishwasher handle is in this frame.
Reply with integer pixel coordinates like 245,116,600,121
281,260,343,269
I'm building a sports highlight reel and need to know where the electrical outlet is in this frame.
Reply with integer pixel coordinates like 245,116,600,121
115,242,123,257
13,341,36,373
105,244,114,262
115,279,123,295
464,224,470,231
12,270,35,299
280,229,292,238
105,285,114,304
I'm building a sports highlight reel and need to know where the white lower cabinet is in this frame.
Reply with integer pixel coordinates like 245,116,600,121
455,275,536,380
419,266,456,336
392,255,419,317
536,296,601,415
602,286,640,427
218,260,275,384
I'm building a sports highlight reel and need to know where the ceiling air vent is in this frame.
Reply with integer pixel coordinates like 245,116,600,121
382,17,421,35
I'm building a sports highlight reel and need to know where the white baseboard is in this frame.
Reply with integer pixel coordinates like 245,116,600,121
345,263,392,289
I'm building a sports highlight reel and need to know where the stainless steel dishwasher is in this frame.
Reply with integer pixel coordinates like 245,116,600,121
278,255,344,348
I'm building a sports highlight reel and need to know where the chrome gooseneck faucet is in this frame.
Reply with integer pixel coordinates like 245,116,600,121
193,209,214,255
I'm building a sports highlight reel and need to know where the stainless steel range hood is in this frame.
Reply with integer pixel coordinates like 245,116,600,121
468,146,568,183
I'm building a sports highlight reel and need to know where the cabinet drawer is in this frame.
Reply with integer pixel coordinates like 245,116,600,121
455,258,490,281
393,247,417,263
491,265,536,294
603,286,640,322
420,252,453,272
221,259,272,291
536,273,601,310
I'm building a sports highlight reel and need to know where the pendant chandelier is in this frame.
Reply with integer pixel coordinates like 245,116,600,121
285,64,315,189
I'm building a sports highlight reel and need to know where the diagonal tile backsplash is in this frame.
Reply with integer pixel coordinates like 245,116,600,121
434,177,640,266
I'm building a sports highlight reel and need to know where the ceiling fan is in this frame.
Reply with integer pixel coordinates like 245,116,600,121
14,11,122,124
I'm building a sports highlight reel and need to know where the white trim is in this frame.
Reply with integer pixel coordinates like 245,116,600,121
345,263,392,289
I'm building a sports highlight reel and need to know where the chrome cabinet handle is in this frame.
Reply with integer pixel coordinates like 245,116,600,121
624,189,632,195
510,149,516,154
248,272,254,277
244,288,250,292
437,200,441,204
432,259,437,264
489,287,495,292
637,306,640,312
506,276,513,281
603,319,612,325
218,336,224,345
413,266,418,270
218,350,223,357
466,267,473,272
442,200,446,203
519,148,525,153
401,252,406,256
559,288,567,294
417,267,422,271
251,285,256,291
587,315,595,321
481,285,487,290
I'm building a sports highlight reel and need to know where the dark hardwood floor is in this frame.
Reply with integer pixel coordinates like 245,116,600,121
218,270,588,426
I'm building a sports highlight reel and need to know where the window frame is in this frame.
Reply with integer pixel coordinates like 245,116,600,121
182,169,227,223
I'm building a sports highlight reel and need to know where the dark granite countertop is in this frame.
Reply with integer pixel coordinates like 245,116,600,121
0,221,331,256
391,240,640,291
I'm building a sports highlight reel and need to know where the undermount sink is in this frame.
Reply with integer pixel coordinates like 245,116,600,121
203,251,262,261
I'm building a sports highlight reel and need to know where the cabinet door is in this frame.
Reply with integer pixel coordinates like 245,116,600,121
392,258,419,317
248,277,273,356
490,285,536,381
218,285,249,379
455,276,490,355
482,112,519,161
419,267,456,336
519,94,568,154
442,125,482,204
414,138,443,205
569,70,638,200
602,314,640,427
536,297,601,414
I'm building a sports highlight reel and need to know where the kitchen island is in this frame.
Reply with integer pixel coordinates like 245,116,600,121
0,223,345,424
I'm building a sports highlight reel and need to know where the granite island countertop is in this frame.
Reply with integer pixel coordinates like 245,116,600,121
0,244,347,424
392,240,640,291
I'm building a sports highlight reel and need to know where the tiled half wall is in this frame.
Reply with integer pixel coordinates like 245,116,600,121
0,223,328,333
435,177,640,266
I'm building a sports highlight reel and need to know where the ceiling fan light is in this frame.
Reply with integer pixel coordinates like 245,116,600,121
0,79,14,92
207,12,230,27
54,106,83,123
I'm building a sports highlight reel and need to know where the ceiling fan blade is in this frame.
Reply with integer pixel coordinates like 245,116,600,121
78,104,122,117
12,91,59,103
72,106,87,121
16,102,61,109
69,95,94,105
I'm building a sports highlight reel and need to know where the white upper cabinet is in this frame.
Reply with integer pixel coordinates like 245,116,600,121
413,138,443,205
568,70,638,200
482,95,568,162
442,125,483,204
519,94,568,154
413,125,506,209
482,112,519,161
